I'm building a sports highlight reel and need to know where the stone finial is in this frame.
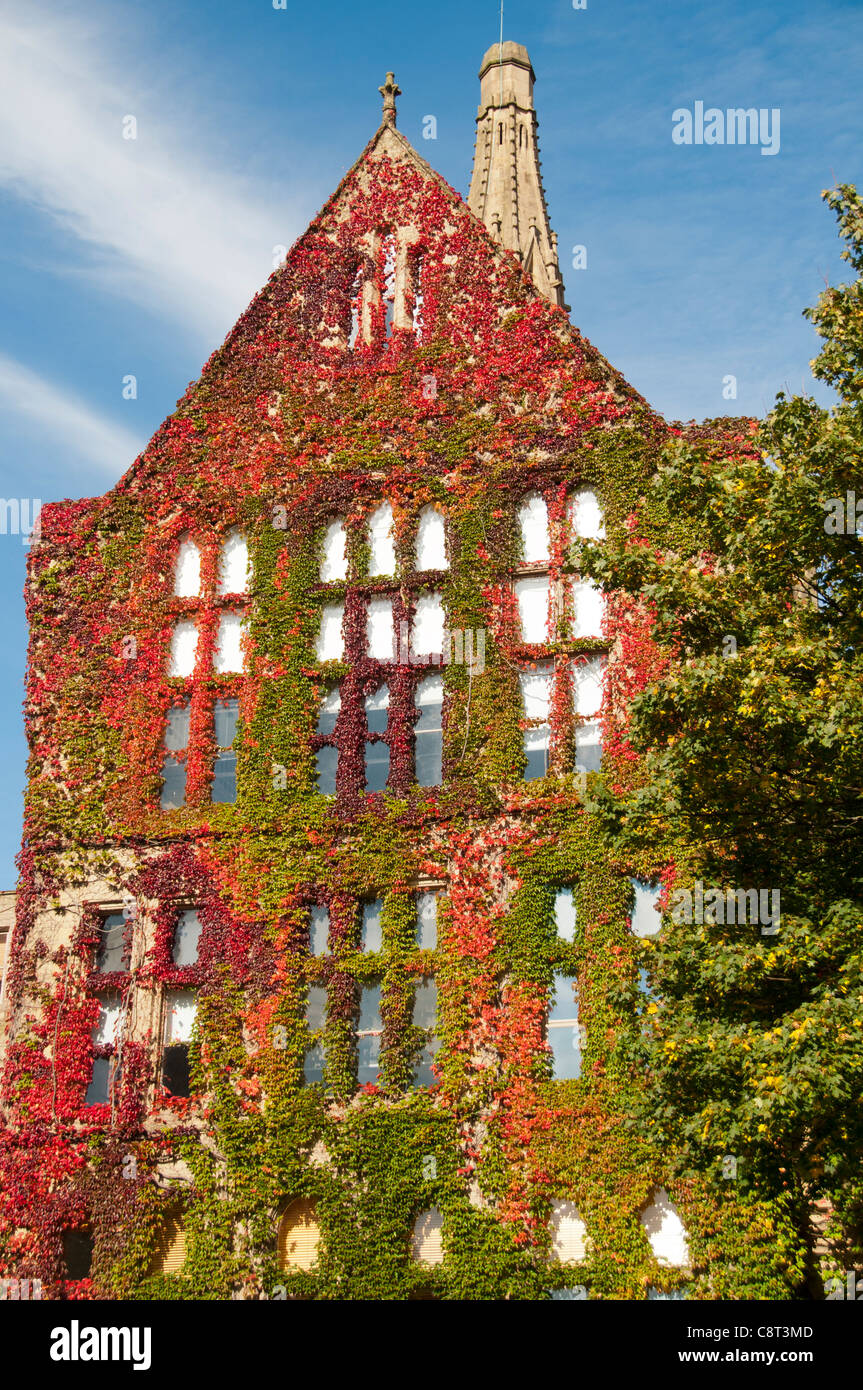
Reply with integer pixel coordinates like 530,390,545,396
379,72,401,127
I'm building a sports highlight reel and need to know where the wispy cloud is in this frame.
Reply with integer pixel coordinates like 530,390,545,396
0,9,303,342
0,353,143,475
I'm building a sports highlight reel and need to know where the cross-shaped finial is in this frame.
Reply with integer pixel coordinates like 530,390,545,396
379,71,401,126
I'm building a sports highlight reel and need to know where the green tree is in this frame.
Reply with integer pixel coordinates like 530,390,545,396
580,185,863,1295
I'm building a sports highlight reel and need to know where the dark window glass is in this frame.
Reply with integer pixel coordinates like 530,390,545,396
315,744,338,795
172,909,202,967
160,755,187,809
303,1041,324,1084
316,691,340,736
415,678,443,787
357,982,383,1085
212,698,239,804
524,726,550,781
162,1045,191,1098
84,1056,111,1105
365,686,389,735
364,740,390,793
61,1229,93,1280
411,979,439,1087
95,912,128,973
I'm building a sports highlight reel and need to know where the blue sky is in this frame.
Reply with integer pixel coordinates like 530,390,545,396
0,0,860,884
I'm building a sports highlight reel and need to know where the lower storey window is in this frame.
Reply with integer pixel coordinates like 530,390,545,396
548,973,581,1080
162,988,197,1097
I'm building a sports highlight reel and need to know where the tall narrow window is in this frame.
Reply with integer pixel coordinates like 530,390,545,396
570,578,603,640
366,598,395,661
573,653,604,771
357,982,383,1085
304,985,326,1084
278,1199,321,1271
415,891,438,950
630,880,662,937
368,503,396,577
174,536,201,597
515,576,550,643
411,252,425,341
414,676,443,787
320,520,348,582
309,905,330,956
519,663,553,780
411,978,439,1087
411,1208,444,1265
315,687,340,795
162,988,196,1098
172,909,202,967
94,911,129,974
412,592,444,661
85,993,122,1105
217,530,249,595
548,974,581,1080
316,604,345,662
212,698,239,803
161,701,190,809
549,1200,588,1262
168,620,198,678
214,610,245,674
61,1229,94,1281
518,494,550,565
348,265,363,350
554,889,577,943
381,234,397,340
361,899,383,952
364,686,390,793
415,507,447,571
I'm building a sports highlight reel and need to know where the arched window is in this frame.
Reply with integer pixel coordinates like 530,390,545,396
411,1207,444,1265
518,493,549,563
320,519,348,582
217,529,249,595
174,535,200,597
568,488,605,541
415,506,447,571
278,1199,321,1272
549,1200,588,1262
640,1189,690,1267
368,502,396,577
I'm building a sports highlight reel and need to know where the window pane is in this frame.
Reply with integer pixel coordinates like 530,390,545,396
366,598,395,660
575,720,601,774
214,698,239,748
549,973,577,1023
164,703,190,751
364,740,390,793
554,889,577,942
365,685,389,735
568,489,605,541
172,909,202,966
515,576,550,643
162,1045,191,1098
92,993,122,1045
161,756,187,809
310,905,329,956
519,664,553,720
518,494,549,563
524,725,550,781
358,983,382,1033
412,592,444,658
368,502,396,576
571,578,603,639
304,1041,325,1084
316,604,345,662
217,530,249,595
85,1055,111,1106
320,520,348,582
306,985,327,1033
174,537,200,597
416,892,438,949
631,880,662,937
168,620,198,677
214,610,245,673
361,900,383,952
211,750,237,803
316,687,341,736
412,1036,440,1088
416,507,446,571
315,745,338,795
415,676,443,787
412,978,437,1030
549,1023,582,1080
164,989,197,1043
96,912,127,972
573,656,605,717
358,1032,381,1083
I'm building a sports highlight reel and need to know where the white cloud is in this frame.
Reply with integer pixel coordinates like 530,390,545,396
0,353,143,475
0,9,303,342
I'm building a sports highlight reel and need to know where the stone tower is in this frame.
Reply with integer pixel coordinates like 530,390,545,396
468,41,567,310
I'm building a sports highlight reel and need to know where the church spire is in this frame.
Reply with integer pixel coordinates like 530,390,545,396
467,42,567,310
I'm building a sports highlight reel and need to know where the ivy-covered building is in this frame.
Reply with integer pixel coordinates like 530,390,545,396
0,42,778,1300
